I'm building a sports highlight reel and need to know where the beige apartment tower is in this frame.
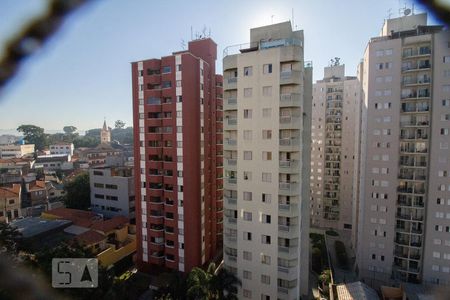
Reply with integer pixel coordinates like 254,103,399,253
357,13,450,287
223,21,311,300
310,64,361,231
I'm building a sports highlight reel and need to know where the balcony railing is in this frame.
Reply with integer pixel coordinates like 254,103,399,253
280,93,301,107
226,197,237,205
279,182,296,190
227,217,237,224
227,77,237,84
226,118,237,126
227,158,237,165
227,177,237,184
279,138,300,147
226,139,237,146
227,97,237,105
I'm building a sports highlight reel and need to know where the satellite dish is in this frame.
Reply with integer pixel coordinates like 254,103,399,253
404,8,411,16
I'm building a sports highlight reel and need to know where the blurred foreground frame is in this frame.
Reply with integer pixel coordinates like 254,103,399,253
0,254,63,300
0,0,94,95
418,0,450,25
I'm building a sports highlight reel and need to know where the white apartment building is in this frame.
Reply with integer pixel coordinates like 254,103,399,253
89,167,135,222
49,142,74,156
311,64,361,231
0,144,35,159
223,21,311,300
357,13,450,287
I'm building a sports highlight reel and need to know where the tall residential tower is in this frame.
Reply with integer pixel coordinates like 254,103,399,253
223,21,311,299
310,64,361,231
131,38,223,273
357,13,450,286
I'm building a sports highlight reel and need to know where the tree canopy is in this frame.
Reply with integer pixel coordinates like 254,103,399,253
63,126,77,134
114,120,125,129
156,262,241,300
64,172,91,210
17,124,47,150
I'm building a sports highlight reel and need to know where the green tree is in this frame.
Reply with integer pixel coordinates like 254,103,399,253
318,269,332,290
186,263,240,300
17,124,47,150
155,272,188,300
0,222,21,254
111,126,133,144
63,126,77,134
64,172,90,210
73,135,100,148
114,120,125,129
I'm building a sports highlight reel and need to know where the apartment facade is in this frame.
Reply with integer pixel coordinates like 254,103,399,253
131,38,223,273
310,64,361,230
90,166,135,222
223,22,311,299
0,184,22,222
357,13,450,286
49,142,74,156
0,144,35,159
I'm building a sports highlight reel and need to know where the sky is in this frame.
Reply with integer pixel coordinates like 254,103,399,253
0,0,441,134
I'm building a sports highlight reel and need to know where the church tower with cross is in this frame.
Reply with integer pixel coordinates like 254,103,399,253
100,120,111,144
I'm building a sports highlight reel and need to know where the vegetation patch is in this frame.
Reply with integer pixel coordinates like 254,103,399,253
335,240,349,269
325,230,339,236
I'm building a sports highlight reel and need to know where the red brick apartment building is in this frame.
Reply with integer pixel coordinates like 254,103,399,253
131,38,223,273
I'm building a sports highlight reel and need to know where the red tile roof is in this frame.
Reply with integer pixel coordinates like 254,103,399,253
0,185,20,198
45,207,99,227
75,230,106,245
91,216,129,233
28,180,46,191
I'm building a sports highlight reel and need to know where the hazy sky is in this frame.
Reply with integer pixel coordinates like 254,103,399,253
0,0,439,133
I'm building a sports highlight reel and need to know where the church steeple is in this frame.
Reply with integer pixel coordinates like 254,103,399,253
100,119,111,144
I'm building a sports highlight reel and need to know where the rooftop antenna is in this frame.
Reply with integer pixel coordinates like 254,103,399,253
386,8,392,19
271,15,274,24
190,26,193,40
181,39,186,50
291,8,294,28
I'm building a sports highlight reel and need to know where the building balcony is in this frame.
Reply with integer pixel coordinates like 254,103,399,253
280,115,301,129
278,265,298,281
224,77,237,90
279,138,300,151
403,48,431,58
394,251,409,259
224,139,237,150
226,254,237,263
279,182,299,196
278,203,298,215
280,70,301,85
280,93,301,107
400,120,429,127
402,78,431,86
402,63,431,73
279,160,299,174
278,224,299,238
397,199,425,208
410,241,422,248
401,92,430,100
224,233,237,243
278,246,298,257
397,187,426,195
224,97,237,110
224,118,237,130
280,45,302,62
225,196,237,206
225,217,237,226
